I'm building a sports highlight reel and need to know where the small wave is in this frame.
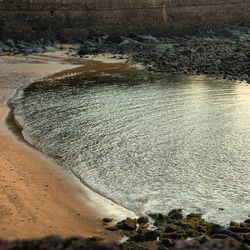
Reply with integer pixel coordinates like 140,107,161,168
8,73,250,224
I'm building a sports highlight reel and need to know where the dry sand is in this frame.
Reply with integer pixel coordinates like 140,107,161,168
0,52,136,240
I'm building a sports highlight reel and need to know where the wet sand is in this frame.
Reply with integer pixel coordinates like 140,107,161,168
0,52,135,240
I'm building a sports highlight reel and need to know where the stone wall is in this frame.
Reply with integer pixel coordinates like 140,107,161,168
0,0,249,40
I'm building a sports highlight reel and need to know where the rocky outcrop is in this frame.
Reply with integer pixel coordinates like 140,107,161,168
106,210,250,250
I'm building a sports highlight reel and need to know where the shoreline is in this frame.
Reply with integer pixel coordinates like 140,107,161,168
0,52,136,240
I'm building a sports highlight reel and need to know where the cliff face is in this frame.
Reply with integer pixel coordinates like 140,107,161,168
0,0,249,40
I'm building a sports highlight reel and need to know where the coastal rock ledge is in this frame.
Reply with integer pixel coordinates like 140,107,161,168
1,210,250,250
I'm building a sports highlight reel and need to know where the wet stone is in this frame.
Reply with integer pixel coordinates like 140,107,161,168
230,233,244,242
137,216,149,224
244,233,250,244
106,226,117,231
229,227,250,233
130,233,145,242
103,218,113,223
168,209,183,220
161,238,174,247
165,224,178,232
144,231,159,241
162,233,182,240
117,217,137,231
212,234,229,239
209,224,224,235
230,221,240,227
186,213,202,219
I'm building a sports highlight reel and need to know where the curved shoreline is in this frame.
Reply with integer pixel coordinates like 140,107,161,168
0,52,136,240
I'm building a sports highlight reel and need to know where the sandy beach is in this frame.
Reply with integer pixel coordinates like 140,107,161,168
0,52,135,240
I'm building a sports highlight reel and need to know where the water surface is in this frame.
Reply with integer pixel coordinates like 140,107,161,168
10,73,250,224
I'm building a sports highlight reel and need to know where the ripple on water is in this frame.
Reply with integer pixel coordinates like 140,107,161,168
10,73,250,224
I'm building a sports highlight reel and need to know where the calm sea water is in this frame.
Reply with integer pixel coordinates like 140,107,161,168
9,73,250,224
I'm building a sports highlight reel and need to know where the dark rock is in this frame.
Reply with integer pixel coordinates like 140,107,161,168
241,223,250,227
117,217,137,231
86,236,103,242
103,218,113,223
106,226,117,231
46,236,62,247
229,226,250,233
20,47,34,54
244,233,250,244
130,233,145,242
213,234,229,239
197,225,206,233
209,224,223,235
136,35,159,43
200,235,211,243
186,213,202,219
245,219,250,224
161,238,174,247
162,233,181,239
165,224,178,232
78,44,103,55
137,216,149,224
105,35,123,44
181,223,193,230
230,221,240,227
168,209,183,220
144,230,159,241
4,38,15,47
0,41,11,52
219,229,233,236
230,233,244,242
149,213,164,221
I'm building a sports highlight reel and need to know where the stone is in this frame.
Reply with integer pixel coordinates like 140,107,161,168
240,223,250,227
130,233,145,242
212,234,229,239
103,218,113,223
218,229,232,236
230,221,240,227
105,226,117,231
230,233,244,242
209,224,223,235
0,41,11,52
245,219,250,224
200,235,211,243
136,35,159,44
186,213,202,219
118,217,137,231
197,225,206,233
168,209,183,220
86,236,103,242
137,216,149,224
181,223,193,230
4,38,15,47
105,35,123,44
144,230,159,241
162,233,181,239
229,226,250,233
244,233,250,244
165,224,178,232
161,238,174,247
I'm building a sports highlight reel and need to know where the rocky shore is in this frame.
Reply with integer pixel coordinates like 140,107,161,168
77,26,250,83
1,210,250,250
1,26,249,83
